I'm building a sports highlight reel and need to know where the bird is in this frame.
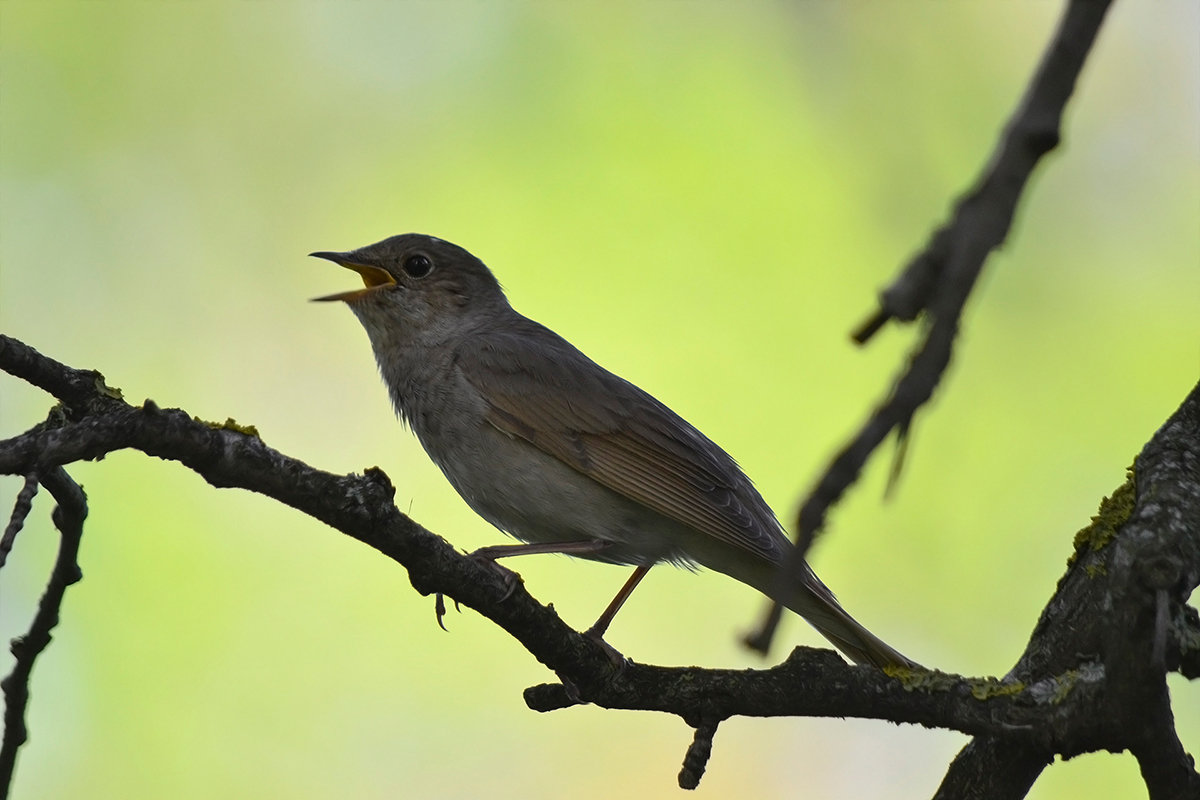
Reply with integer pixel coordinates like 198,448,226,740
312,233,913,668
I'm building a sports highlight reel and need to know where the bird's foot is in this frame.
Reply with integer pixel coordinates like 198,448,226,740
433,592,462,631
583,624,633,670
467,547,525,602
432,548,526,630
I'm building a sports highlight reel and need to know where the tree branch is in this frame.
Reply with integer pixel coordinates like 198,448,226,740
0,467,86,798
3,333,1197,793
749,0,1117,654
0,476,37,570
935,380,1200,798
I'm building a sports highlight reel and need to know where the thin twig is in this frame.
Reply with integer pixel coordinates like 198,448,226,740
678,722,719,790
0,476,38,570
0,468,87,798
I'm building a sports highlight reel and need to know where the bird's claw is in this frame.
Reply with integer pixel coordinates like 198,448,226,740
433,593,451,631
432,550,525,631
583,626,633,670
467,549,524,602
433,592,463,631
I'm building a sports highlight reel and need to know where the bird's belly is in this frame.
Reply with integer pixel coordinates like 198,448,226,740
425,422,692,566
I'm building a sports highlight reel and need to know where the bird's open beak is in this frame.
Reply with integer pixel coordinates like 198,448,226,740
309,251,397,302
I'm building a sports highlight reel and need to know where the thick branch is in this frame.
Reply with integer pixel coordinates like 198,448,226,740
936,380,1200,798
3,346,1196,796
525,649,1115,745
0,336,1046,738
7,336,1181,738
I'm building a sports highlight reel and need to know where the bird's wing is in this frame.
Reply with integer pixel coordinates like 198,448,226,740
456,319,787,563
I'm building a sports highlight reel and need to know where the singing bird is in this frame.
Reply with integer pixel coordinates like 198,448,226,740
313,234,912,668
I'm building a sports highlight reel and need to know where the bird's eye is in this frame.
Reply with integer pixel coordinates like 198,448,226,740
402,254,433,279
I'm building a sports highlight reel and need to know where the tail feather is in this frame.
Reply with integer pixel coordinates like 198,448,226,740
692,540,916,668
784,562,916,669
731,555,916,668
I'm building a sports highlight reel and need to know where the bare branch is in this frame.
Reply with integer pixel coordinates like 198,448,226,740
936,380,1200,798
0,468,86,797
1,352,1196,793
0,336,123,418
678,722,718,790
749,0,1117,655
0,475,37,569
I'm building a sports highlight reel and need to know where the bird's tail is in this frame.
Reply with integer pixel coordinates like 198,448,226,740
738,557,916,669
789,566,915,668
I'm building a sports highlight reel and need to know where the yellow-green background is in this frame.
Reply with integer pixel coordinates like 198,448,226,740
1,2,1197,798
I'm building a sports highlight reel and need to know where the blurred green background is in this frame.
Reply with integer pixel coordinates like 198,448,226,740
1,2,1197,798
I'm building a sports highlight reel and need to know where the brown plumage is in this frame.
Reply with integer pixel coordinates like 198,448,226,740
314,233,913,668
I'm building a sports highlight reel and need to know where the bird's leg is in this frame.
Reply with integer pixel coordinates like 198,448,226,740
471,540,612,561
585,564,652,640
470,540,613,600
434,540,612,629
470,539,613,600
578,564,652,668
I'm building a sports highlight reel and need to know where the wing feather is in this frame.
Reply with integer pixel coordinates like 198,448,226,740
457,318,787,562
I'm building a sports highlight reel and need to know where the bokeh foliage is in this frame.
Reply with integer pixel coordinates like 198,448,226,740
1,3,1196,798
